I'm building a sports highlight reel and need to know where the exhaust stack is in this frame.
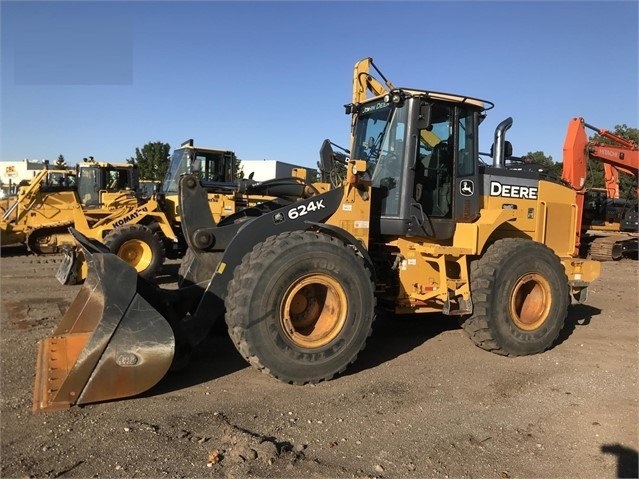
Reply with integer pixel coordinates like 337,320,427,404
493,117,513,168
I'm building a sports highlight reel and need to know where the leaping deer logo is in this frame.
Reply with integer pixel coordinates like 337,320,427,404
460,180,474,196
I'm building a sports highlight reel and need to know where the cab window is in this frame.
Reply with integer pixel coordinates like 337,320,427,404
414,104,453,217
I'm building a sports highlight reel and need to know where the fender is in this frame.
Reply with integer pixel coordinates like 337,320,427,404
305,221,376,281
177,176,345,345
453,208,518,255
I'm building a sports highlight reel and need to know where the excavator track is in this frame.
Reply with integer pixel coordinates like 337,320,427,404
587,234,638,261
26,223,74,254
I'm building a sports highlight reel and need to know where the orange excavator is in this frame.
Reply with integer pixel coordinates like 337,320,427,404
562,117,638,260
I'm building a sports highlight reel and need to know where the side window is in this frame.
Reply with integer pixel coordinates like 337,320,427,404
106,170,117,191
105,169,129,191
457,110,475,177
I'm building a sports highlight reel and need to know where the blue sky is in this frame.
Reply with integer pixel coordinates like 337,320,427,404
1,1,637,170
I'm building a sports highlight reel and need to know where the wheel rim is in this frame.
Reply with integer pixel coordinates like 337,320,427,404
117,239,153,272
280,274,348,349
509,273,552,331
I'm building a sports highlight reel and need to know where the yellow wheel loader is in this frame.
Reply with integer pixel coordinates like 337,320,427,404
0,161,176,282
55,141,314,285
0,161,139,255
33,58,600,412
54,143,238,285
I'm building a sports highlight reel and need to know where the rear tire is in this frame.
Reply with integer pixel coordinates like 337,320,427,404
225,231,375,384
460,238,569,356
104,224,165,281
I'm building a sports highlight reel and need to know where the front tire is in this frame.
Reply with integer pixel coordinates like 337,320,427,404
460,238,569,356
103,224,165,281
225,231,375,384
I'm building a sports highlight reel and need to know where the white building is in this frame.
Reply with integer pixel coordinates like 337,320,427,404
240,160,318,183
0,160,51,197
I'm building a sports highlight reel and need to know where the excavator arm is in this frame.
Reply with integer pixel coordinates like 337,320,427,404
562,117,639,256
603,164,620,199
562,117,638,191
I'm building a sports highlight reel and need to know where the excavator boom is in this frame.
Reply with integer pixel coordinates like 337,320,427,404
351,57,395,104
562,117,639,258
562,117,638,191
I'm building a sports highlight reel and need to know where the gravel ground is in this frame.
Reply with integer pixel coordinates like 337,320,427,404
1,244,637,478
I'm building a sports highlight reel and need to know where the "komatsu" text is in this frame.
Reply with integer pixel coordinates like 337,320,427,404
111,206,149,228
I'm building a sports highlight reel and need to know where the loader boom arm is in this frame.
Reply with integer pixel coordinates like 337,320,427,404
352,57,395,104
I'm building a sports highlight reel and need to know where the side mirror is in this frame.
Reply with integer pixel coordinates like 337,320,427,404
319,139,335,175
417,103,432,130
504,141,513,158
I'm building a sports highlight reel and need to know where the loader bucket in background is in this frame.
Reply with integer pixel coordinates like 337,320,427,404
33,239,175,412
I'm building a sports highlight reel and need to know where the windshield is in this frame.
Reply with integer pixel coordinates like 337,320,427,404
163,149,189,194
353,100,393,168
77,166,100,207
162,148,234,194
353,99,408,216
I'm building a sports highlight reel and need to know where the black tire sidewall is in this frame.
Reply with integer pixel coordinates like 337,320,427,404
479,242,569,355
229,233,374,383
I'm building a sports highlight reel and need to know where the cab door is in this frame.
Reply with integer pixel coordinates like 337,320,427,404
410,102,481,239
452,107,481,223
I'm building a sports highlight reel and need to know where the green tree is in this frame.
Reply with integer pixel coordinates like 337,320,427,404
522,151,563,178
234,158,243,179
55,154,67,168
524,150,554,167
132,141,171,181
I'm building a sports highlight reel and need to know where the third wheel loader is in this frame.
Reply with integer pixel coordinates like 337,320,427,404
56,140,317,284
33,58,600,412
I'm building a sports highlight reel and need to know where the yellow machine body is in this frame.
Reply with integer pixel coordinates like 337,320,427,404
32,58,601,413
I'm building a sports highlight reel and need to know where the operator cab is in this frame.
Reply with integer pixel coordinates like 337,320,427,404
76,163,138,208
162,141,236,194
349,89,490,240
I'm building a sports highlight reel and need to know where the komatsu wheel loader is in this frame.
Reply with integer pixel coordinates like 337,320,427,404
0,159,180,282
54,143,242,285
0,160,140,256
55,140,315,285
32,58,600,412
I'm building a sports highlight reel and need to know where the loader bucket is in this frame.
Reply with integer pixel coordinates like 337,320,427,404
33,236,175,412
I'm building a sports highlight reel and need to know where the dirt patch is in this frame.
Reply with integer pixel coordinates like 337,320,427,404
1,250,637,478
